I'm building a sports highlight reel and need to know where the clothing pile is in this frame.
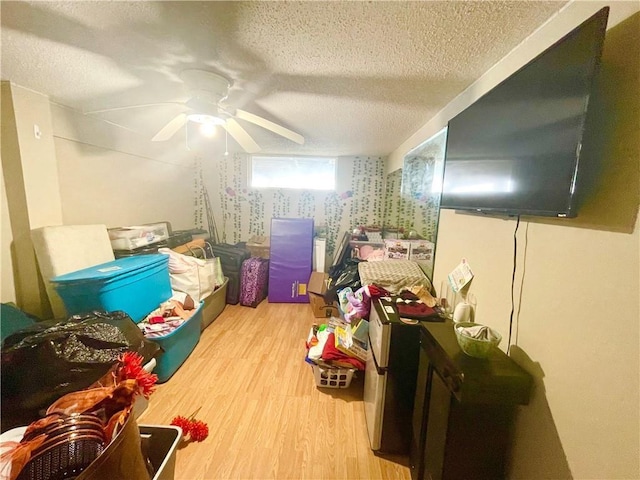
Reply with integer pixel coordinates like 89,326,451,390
137,292,198,338
305,317,368,371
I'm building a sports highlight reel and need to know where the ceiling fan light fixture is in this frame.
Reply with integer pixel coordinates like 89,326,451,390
108,68,302,151
187,113,226,126
199,122,217,138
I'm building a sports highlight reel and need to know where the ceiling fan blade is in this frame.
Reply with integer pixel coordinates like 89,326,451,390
84,102,184,115
235,109,304,145
152,113,188,142
223,118,261,154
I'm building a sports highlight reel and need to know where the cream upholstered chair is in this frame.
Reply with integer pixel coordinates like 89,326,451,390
30,224,115,318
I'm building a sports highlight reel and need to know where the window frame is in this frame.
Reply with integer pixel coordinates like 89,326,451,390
249,154,337,191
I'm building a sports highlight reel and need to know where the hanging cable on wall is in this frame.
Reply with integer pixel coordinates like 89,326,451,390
515,221,530,347
507,214,520,354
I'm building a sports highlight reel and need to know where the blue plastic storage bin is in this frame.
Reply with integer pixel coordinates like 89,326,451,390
152,302,202,383
51,254,171,323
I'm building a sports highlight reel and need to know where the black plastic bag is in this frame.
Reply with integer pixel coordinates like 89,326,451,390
1,310,161,432
325,258,362,302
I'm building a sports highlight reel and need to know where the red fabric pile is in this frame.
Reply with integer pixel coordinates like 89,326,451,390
321,333,365,370
396,290,443,320
396,301,441,319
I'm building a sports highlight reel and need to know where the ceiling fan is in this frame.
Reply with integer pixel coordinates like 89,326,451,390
84,69,304,153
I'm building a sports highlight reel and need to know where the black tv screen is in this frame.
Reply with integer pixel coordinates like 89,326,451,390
441,7,609,217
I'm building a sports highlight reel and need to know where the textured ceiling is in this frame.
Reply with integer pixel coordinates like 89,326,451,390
1,1,568,156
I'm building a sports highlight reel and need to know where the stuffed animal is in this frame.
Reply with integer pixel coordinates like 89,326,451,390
340,286,371,323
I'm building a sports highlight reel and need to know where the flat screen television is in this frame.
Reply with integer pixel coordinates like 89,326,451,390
441,7,609,217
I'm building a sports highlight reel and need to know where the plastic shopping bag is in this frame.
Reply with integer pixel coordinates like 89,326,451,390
184,245,225,289
189,246,224,289
158,248,215,301
210,256,224,288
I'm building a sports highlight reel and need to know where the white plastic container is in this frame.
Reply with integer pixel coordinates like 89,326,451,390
139,424,182,480
108,223,170,251
453,302,473,323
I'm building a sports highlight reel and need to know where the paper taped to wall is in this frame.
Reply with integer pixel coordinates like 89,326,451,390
448,259,474,293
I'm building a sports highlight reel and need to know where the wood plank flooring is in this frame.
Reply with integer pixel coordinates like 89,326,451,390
138,300,411,480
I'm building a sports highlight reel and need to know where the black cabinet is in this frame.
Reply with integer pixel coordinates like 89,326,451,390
410,322,532,480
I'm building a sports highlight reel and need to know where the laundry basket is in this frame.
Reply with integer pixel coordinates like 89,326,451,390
311,364,355,389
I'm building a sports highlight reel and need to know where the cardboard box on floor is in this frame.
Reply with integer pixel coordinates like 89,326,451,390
308,271,340,318
247,235,270,259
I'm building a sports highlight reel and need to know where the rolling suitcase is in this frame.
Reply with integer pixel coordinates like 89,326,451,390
240,257,269,307
208,243,249,305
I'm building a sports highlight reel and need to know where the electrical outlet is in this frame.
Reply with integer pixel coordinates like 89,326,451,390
33,124,42,139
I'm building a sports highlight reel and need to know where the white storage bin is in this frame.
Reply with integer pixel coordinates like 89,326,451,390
108,223,170,250
139,424,182,480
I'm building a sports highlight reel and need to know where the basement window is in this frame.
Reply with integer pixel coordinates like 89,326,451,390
250,155,336,190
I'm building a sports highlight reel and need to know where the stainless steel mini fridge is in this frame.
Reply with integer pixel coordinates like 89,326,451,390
363,297,422,453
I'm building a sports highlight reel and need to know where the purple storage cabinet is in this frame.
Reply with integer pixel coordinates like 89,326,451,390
268,218,314,303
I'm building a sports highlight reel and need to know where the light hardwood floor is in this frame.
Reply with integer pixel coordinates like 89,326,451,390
138,300,411,480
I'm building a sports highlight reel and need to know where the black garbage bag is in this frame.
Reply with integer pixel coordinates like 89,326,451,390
325,258,362,302
1,310,161,432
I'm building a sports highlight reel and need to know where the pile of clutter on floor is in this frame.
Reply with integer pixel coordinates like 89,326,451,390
136,292,199,338
305,316,369,372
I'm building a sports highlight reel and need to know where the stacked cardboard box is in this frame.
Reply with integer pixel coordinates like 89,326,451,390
307,272,340,318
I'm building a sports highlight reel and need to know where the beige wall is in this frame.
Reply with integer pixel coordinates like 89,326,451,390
1,85,18,304
9,86,63,228
389,2,640,478
435,212,639,479
1,82,62,315
51,104,196,230
1,83,198,312
1,156,17,304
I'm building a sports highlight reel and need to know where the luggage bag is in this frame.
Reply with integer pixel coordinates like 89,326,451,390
208,243,250,305
240,257,269,307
